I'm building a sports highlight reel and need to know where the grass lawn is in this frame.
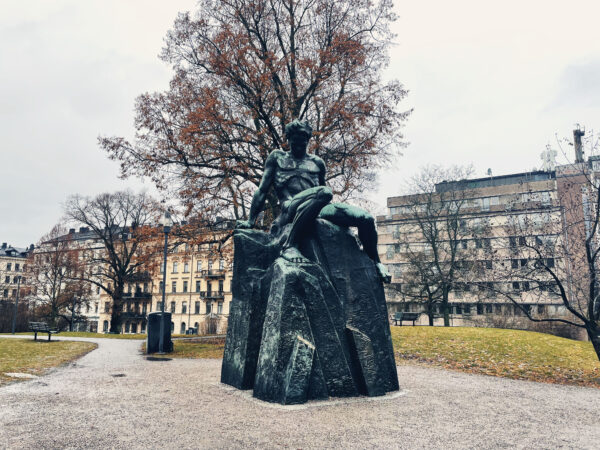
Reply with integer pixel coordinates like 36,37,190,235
150,327,600,388
391,327,600,388
0,338,97,386
2,332,146,340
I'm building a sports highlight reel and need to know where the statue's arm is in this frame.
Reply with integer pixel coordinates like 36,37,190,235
237,152,278,229
316,157,326,186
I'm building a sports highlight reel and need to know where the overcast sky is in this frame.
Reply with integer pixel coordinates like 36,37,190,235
1,0,599,246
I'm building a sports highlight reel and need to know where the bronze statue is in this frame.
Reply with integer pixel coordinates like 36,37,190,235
236,119,391,283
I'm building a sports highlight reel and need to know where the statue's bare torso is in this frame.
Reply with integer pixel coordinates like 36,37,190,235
269,150,325,205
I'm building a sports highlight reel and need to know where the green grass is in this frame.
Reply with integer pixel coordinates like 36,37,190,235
149,327,600,388
2,332,146,340
391,327,600,388
0,339,97,386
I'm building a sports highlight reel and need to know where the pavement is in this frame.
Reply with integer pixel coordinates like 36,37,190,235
1,335,599,449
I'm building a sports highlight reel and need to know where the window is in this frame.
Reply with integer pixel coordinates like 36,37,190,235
182,302,187,314
183,281,188,293
455,304,462,315
4,276,9,283
15,263,20,271
159,281,164,293
183,262,189,273
511,259,519,269
141,322,146,333
537,305,545,314
461,240,468,249
485,304,493,314
13,276,18,283
160,262,164,273
485,260,493,270
484,239,491,248
522,281,530,291
464,304,471,314
96,286,100,294
546,258,555,268
172,281,177,293
157,301,163,311
494,304,502,314
218,280,224,293
217,302,223,314
197,260,202,272
94,302,98,313
103,320,109,332
142,303,147,314
143,283,149,293
181,322,186,334
520,259,527,267
512,282,520,291
105,302,110,313
3,289,7,297
219,260,225,270
206,302,212,314
195,301,200,314
518,236,526,246
170,301,176,313
172,262,178,273
208,260,213,270
509,237,517,248
195,281,201,293
171,322,174,332
475,239,482,249
6,263,11,271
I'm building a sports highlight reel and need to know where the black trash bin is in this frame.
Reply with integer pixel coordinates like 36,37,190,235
147,312,173,353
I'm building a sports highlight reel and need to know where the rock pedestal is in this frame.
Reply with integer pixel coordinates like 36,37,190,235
221,220,398,404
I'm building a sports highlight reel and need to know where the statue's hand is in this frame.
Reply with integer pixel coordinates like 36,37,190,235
235,219,253,229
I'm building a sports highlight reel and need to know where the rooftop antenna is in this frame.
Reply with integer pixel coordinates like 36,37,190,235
574,124,585,163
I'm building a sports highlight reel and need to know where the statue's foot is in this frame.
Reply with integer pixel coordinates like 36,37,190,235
281,246,310,264
376,263,392,284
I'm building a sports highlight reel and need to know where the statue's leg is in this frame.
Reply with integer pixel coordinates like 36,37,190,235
319,203,391,283
281,186,333,262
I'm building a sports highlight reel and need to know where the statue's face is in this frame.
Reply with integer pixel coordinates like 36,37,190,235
288,132,310,157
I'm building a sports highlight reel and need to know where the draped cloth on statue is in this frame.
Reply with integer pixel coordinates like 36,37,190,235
221,219,399,405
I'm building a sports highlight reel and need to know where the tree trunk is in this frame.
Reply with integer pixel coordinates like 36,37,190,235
442,288,450,327
586,324,600,362
427,300,434,326
110,285,124,333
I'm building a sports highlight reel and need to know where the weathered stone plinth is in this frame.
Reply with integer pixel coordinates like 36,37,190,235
221,220,398,404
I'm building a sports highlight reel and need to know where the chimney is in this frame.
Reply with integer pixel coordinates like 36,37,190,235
1,243,6,249
574,127,585,163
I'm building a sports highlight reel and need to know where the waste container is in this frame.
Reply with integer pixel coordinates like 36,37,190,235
146,312,173,353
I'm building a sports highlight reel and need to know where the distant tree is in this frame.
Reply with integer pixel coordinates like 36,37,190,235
30,224,90,330
99,0,410,222
63,191,162,333
391,165,487,326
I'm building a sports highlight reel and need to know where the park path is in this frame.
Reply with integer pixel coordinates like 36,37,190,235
1,335,599,449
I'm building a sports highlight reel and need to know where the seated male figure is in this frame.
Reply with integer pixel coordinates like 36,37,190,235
236,119,391,283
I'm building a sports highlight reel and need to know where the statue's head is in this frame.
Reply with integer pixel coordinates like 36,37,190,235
285,119,312,157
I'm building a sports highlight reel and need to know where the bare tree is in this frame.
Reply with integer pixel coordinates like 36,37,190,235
30,224,90,329
390,165,488,326
63,191,162,333
487,129,600,360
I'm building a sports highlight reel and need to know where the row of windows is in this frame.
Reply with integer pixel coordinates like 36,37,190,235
3,276,25,284
159,280,225,294
161,259,227,274
156,300,224,315
2,262,25,272
399,302,557,316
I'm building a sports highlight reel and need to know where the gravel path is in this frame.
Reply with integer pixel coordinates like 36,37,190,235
1,335,599,449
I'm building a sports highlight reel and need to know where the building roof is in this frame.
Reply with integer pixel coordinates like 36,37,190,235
434,170,556,193
0,243,34,258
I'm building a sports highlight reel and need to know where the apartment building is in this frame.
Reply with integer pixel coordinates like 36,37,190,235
94,225,234,335
377,160,590,328
0,242,34,299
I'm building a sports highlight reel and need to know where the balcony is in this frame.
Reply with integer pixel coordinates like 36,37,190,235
200,291,225,300
123,292,152,300
201,269,225,278
122,311,147,319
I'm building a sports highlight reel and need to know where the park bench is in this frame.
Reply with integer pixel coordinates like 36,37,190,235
28,322,59,341
392,312,421,326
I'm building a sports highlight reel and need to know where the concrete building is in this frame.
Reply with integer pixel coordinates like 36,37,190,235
377,138,597,334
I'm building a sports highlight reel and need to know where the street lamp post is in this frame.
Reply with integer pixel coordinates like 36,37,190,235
158,211,173,354
11,275,22,334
